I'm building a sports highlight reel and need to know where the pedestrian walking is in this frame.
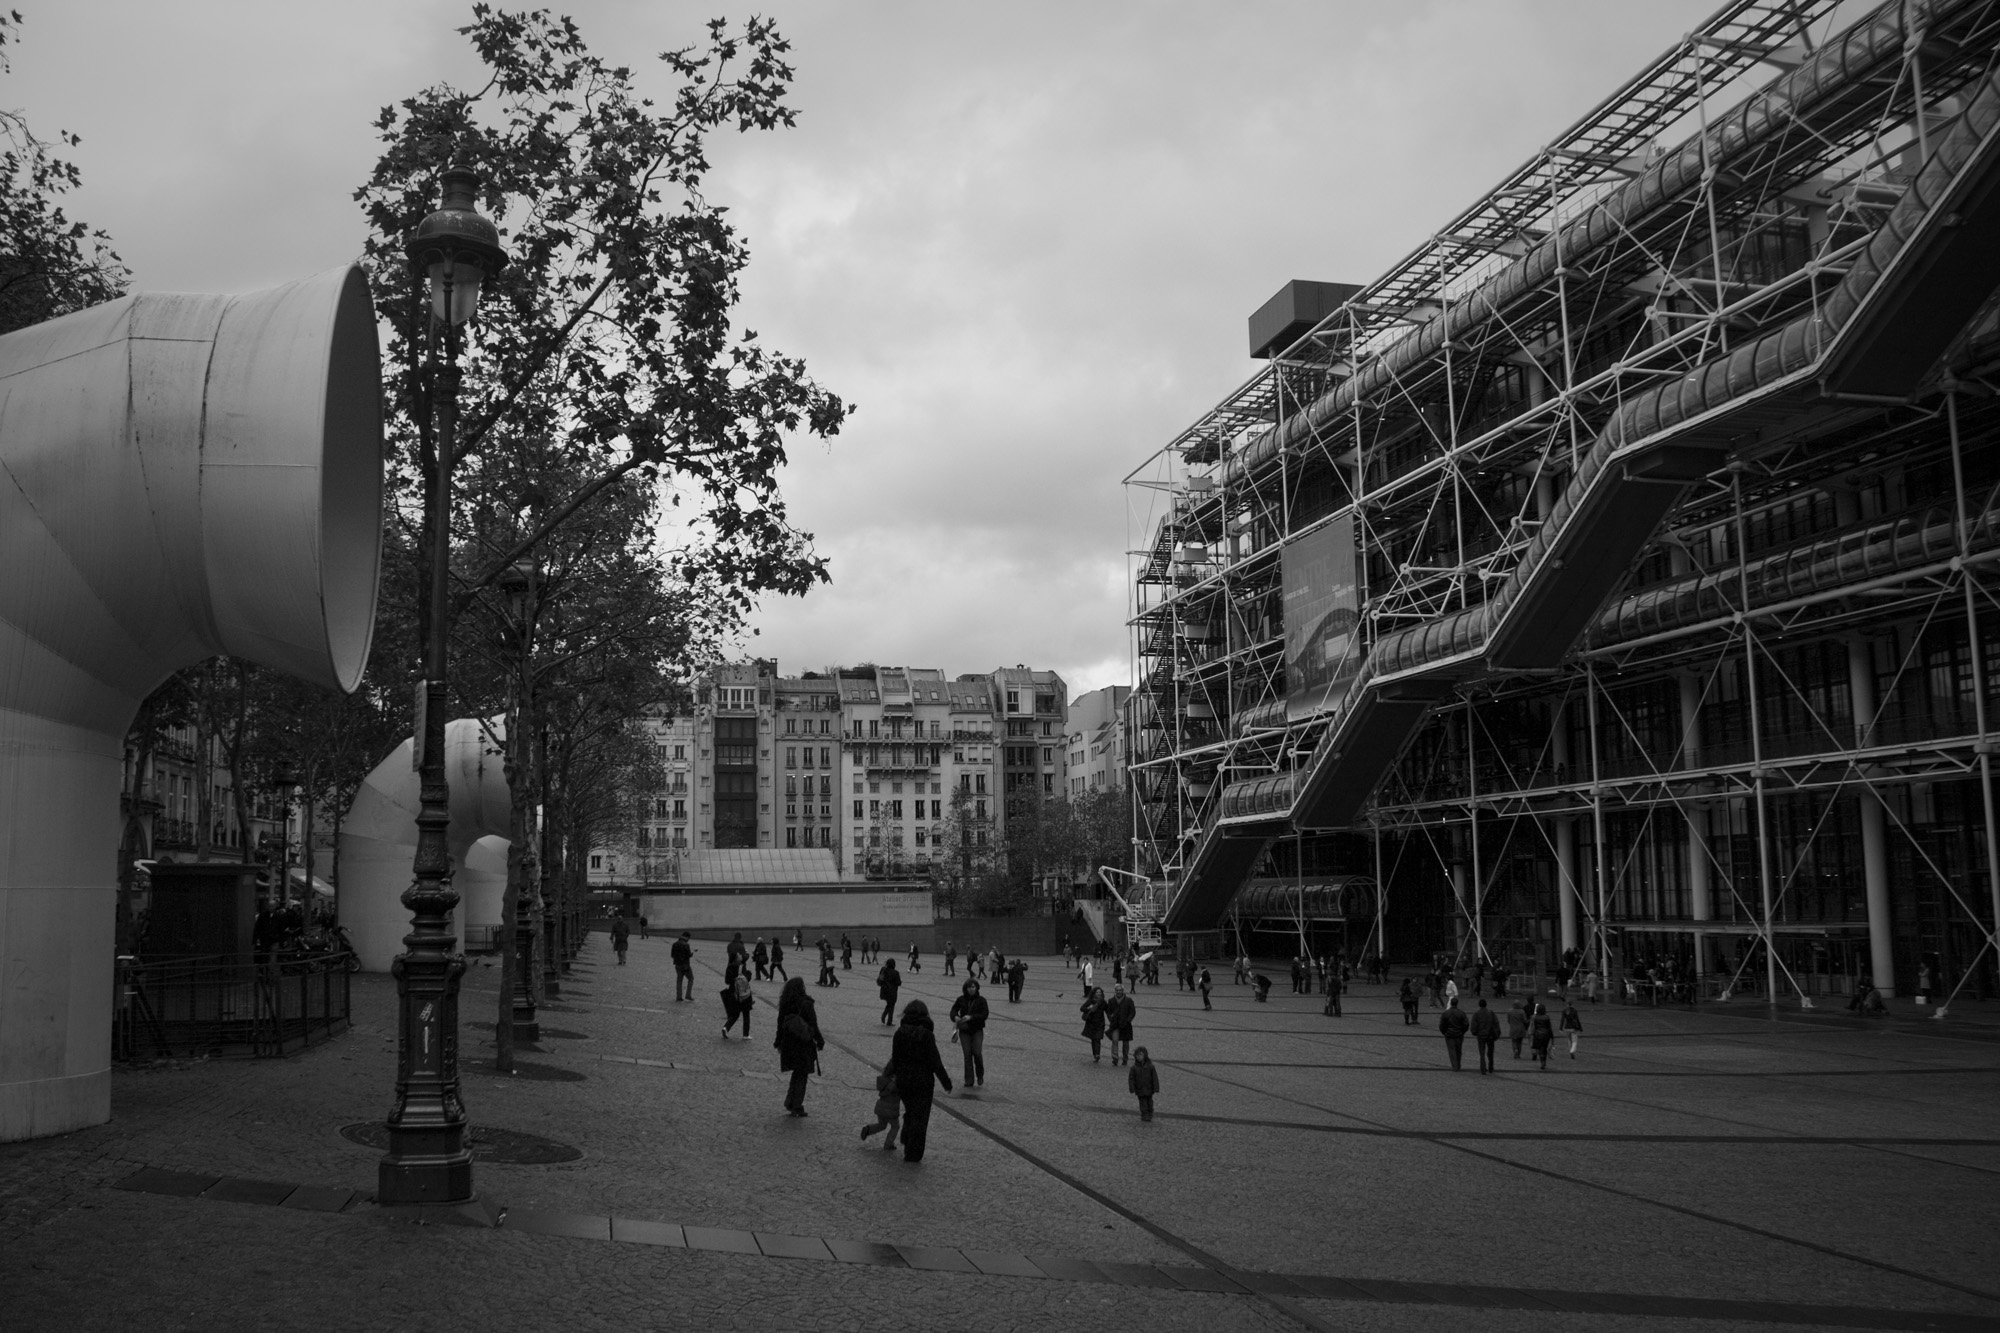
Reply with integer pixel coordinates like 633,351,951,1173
1506,999,1528,1059
1234,952,1250,985
1080,986,1107,1062
725,932,748,981
1439,997,1469,1070
775,976,824,1116
1560,998,1583,1059
949,979,989,1087
887,1000,952,1163
1079,957,1094,990
859,1071,900,1151
1007,957,1027,1003
722,970,755,1039
838,937,850,971
639,916,649,941
769,938,787,981
611,915,630,965
671,931,696,1001
1198,966,1213,1011
1444,974,1460,1008
907,942,922,973
1323,969,1344,1018
1529,1002,1554,1069
944,942,958,976
1399,977,1419,1024
1470,999,1500,1074
1107,983,1136,1065
1128,1046,1160,1122
877,958,902,1025
753,938,770,980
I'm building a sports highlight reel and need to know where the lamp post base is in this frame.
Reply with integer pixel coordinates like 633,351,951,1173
377,1135,475,1206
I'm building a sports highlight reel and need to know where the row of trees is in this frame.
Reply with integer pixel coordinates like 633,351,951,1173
0,9,848,1073
924,786,1133,916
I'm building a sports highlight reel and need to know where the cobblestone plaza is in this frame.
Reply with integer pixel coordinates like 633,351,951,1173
2,938,1996,1332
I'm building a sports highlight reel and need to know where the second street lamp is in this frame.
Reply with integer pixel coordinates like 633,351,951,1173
497,558,539,1047
379,166,508,1207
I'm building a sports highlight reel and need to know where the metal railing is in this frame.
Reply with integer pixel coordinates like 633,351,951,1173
114,952,351,1060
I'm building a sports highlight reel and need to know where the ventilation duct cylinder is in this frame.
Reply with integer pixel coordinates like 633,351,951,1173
339,718,515,973
0,265,384,1141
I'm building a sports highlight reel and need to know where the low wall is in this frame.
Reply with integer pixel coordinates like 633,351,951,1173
633,888,932,934
618,906,1073,958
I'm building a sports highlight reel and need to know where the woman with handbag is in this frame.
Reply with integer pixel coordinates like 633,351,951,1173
722,969,754,1039
774,976,825,1116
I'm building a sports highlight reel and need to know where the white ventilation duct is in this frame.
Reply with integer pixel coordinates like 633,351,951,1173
0,265,383,1141
340,718,512,973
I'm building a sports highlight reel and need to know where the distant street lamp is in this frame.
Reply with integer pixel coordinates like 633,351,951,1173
270,762,299,912
379,167,507,1207
497,558,539,1045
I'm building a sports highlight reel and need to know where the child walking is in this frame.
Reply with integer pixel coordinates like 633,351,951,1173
858,1070,901,1150
1128,1046,1160,1121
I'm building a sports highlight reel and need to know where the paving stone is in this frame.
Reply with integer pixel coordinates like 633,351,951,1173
893,1243,980,1273
1230,1270,1312,1298
202,1177,299,1207
823,1238,909,1266
960,1249,1045,1278
112,1168,218,1199
755,1231,835,1261
1093,1260,1182,1289
1028,1254,1120,1283
1286,1273,1378,1301
682,1225,760,1255
279,1185,356,1213
501,1208,610,1241
1155,1262,1249,1293
609,1217,684,1247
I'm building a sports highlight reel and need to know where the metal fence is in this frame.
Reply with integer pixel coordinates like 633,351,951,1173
114,953,352,1060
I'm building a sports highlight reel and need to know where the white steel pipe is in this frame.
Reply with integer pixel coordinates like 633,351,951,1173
0,266,383,1141
340,718,512,973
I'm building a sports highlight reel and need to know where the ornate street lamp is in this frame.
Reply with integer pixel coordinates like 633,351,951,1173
379,167,507,1207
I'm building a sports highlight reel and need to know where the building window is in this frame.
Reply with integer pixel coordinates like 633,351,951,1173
975,799,987,819
590,854,603,870
1006,689,1019,714
785,717,796,733
786,827,797,847
1042,746,1053,764
915,829,926,847
820,746,831,767
1043,773,1053,795
853,800,864,819
786,747,797,768
930,800,941,819
889,800,903,819
869,800,880,818
674,744,686,760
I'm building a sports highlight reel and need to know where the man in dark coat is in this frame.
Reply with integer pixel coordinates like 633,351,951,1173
1106,984,1137,1065
774,977,825,1116
671,931,696,1001
1439,997,1470,1070
877,958,902,1025
1006,957,1027,1003
887,1000,952,1161
1469,998,1501,1074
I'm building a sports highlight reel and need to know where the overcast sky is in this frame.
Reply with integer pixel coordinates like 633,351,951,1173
13,1,1756,695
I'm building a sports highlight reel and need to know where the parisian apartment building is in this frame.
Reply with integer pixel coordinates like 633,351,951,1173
593,660,1071,883
1065,684,1132,798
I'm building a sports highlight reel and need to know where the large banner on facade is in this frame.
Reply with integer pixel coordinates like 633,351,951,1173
1282,515,1361,722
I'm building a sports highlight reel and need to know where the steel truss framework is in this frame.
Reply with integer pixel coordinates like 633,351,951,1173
1126,0,2000,1006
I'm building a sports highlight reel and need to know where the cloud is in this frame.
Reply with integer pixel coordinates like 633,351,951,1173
18,0,1727,696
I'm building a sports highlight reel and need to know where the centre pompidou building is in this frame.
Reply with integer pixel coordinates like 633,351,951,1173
1128,0,2000,1006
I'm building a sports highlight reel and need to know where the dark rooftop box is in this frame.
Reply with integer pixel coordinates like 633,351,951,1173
1248,280,1362,359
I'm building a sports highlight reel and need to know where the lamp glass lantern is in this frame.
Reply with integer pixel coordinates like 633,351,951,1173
406,167,508,328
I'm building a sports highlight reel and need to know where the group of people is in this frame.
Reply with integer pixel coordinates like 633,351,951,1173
940,943,1028,1000
1436,995,1582,1072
